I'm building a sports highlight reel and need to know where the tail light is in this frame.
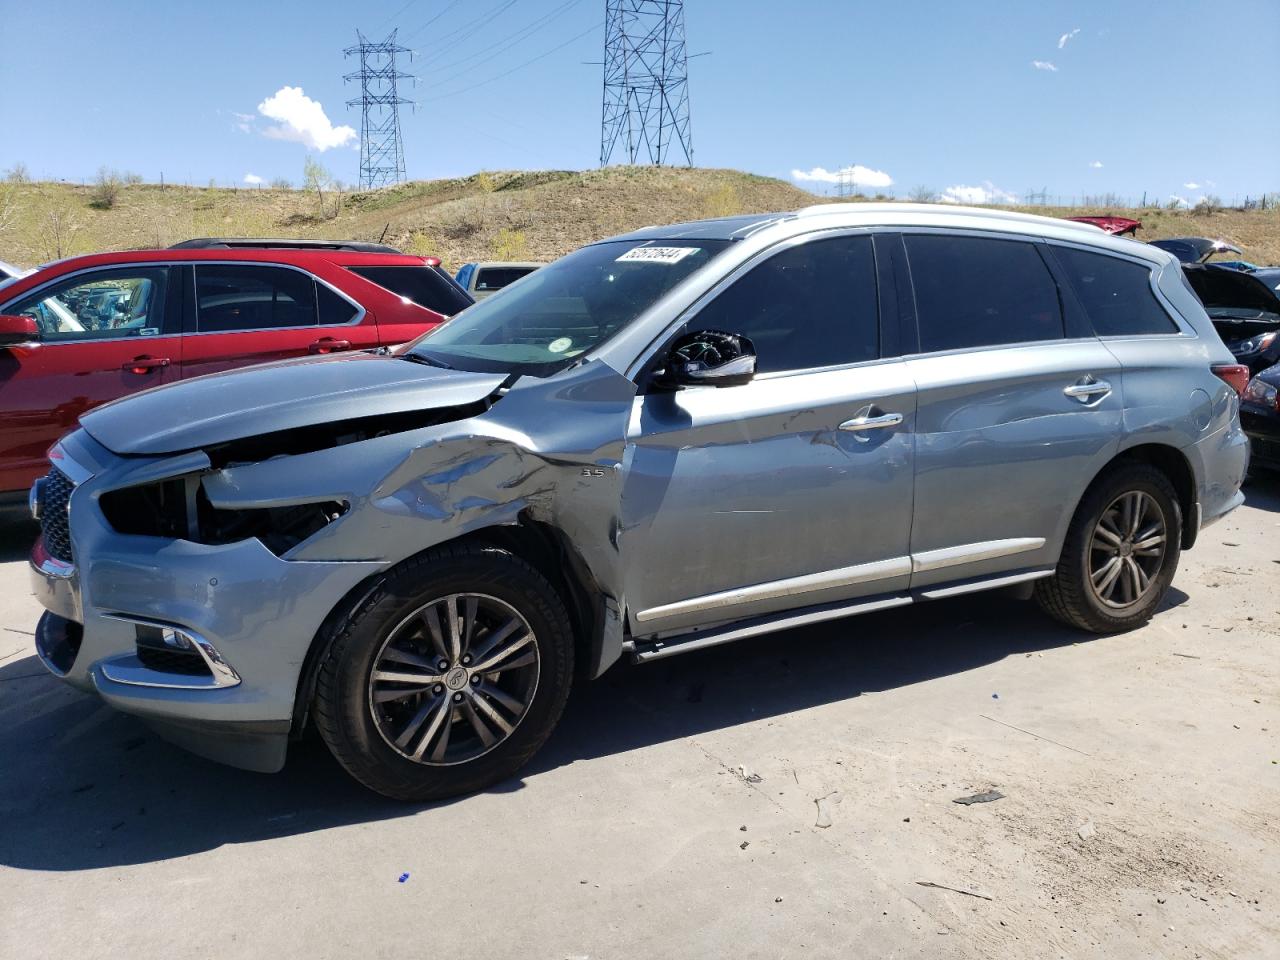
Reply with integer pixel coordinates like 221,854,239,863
1211,363,1250,397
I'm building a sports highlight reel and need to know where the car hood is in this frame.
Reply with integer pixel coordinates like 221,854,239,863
80,351,508,456
1183,264,1280,317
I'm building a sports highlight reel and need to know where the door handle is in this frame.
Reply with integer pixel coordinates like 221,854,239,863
839,410,904,433
1064,376,1112,403
308,337,351,354
122,356,170,374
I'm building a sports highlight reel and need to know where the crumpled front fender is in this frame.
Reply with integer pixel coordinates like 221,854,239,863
198,359,639,676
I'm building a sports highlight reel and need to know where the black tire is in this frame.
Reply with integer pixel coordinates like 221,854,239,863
1035,462,1182,633
313,544,574,802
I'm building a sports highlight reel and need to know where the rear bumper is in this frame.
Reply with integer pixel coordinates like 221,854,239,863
1187,417,1250,534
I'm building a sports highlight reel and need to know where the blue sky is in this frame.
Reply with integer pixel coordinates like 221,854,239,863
2,0,1277,205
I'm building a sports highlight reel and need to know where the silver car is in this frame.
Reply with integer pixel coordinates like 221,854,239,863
29,204,1249,800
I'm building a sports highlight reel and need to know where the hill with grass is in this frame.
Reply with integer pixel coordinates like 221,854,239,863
2,167,1277,272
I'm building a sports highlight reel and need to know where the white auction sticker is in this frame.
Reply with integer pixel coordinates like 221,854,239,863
548,337,573,354
616,246,699,264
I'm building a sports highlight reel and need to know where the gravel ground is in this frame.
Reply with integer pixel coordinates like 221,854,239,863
1,482,1277,959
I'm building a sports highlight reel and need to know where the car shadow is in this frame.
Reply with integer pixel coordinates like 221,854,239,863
0,586,1187,873
1242,476,1280,513
0,519,37,563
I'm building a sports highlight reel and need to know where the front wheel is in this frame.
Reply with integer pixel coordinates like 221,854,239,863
313,545,574,801
1036,463,1182,633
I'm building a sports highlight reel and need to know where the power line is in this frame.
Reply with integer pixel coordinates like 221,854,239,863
406,0,515,46
379,0,421,30
420,19,603,102
344,30,416,189
416,0,584,77
600,0,694,167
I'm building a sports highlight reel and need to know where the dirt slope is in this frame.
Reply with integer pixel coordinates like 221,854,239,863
2,166,1277,272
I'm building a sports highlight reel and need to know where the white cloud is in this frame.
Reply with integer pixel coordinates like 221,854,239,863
1089,160,1104,169
1183,181,1200,190
243,173,264,185
256,86,357,152
939,181,1019,206
1058,28,1080,49
790,164,894,188
1032,60,1058,72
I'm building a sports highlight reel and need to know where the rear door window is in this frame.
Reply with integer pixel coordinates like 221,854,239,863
1053,247,1178,336
195,265,317,332
350,265,473,316
317,282,361,325
904,235,1064,351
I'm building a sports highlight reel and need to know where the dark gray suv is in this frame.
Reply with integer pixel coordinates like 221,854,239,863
30,205,1249,800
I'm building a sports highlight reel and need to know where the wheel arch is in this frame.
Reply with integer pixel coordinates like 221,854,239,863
290,515,614,740
1071,443,1198,552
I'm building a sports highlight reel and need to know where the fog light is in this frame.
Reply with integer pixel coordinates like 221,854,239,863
136,623,193,651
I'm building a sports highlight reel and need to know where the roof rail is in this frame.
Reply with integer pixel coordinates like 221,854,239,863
169,238,403,254
792,202,1104,235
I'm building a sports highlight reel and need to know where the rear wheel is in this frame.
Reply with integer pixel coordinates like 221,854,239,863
1036,463,1182,633
313,545,574,801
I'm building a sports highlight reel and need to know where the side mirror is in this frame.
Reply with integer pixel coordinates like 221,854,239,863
0,314,38,348
658,329,757,389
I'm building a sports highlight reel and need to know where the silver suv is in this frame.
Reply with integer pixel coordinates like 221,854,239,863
29,205,1249,800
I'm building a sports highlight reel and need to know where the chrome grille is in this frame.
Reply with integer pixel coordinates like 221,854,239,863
38,467,75,564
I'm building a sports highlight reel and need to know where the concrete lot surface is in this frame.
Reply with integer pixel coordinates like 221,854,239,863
1,485,1277,959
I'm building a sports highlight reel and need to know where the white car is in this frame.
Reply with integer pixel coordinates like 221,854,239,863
0,259,30,287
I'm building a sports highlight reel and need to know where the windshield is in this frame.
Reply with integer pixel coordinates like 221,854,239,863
405,239,730,374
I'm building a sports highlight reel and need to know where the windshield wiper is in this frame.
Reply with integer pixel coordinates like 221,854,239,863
402,352,454,370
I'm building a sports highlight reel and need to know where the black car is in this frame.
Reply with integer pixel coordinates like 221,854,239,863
1182,263,1280,375
1241,364,1280,473
1151,236,1243,263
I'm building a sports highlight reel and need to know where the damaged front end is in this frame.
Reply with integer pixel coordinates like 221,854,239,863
30,354,639,772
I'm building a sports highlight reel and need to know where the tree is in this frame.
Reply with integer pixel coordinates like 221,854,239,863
6,162,30,183
303,156,330,216
909,185,938,203
34,188,84,261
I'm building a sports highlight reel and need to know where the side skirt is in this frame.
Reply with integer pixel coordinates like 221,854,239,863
624,568,1053,663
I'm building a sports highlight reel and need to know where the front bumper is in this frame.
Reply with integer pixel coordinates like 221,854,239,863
29,433,382,772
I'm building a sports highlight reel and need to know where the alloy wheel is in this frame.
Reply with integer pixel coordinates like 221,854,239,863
368,593,540,766
1088,490,1167,609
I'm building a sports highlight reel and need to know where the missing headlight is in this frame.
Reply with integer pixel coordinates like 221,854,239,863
101,478,347,556
196,497,349,555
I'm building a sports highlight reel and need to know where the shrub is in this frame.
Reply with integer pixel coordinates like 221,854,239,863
269,178,293,191
702,183,740,218
1195,195,1222,214
6,162,30,183
475,171,497,193
491,227,529,261
89,167,123,209
405,231,438,257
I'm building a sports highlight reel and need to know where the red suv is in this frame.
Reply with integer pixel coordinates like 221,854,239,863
0,238,472,509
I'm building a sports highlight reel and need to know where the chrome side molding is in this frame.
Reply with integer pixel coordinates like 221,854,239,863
911,537,1045,573
633,556,912,623
635,537,1048,625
